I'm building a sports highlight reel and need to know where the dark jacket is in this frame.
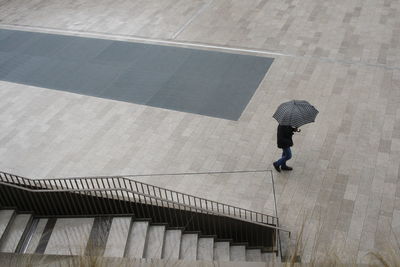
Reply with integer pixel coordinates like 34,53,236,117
277,125,296,148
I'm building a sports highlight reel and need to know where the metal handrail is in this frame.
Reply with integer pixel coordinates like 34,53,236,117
0,180,289,232
55,170,278,225
0,170,281,228
0,170,291,252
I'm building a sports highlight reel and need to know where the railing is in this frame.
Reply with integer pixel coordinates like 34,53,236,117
0,170,290,253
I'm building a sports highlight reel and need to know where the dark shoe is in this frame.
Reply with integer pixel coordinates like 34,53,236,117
273,162,281,172
281,165,293,171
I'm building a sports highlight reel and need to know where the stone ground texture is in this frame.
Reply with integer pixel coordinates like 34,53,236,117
0,0,400,263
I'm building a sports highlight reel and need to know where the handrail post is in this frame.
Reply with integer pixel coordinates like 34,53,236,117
270,170,283,260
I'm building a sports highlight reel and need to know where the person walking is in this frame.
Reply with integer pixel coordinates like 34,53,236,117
273,125,300,172
272,100,319,173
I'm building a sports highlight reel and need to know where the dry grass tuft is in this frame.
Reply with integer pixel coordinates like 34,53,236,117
367,248,400,267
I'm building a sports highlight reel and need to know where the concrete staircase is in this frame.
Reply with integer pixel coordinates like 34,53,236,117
0,209,279,264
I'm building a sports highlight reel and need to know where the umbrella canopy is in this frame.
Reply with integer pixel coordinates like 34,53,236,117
273,100,319,128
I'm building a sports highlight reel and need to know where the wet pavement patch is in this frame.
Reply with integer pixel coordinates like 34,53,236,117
0,29,273,120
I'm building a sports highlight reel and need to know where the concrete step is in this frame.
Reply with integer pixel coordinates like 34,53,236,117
262,252,278,263
25,218,48,254
103,217,131,258
0,210,15,240
197,237,214,261
143,225,166,259
45,217,94,255
230,245,246,261
125,221,149,258
0,213,31,253
214,241,230,261
246,249,262,262
162,229,182,260
86,217,113,256
34,218,56,254
179,233,198,260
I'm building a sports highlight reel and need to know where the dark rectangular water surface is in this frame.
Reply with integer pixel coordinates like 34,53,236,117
0,29,273,120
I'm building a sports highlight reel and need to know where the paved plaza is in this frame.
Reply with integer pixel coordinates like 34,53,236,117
0,0,400,263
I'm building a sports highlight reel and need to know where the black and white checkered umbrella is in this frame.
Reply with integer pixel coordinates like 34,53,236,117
273,100,319,128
